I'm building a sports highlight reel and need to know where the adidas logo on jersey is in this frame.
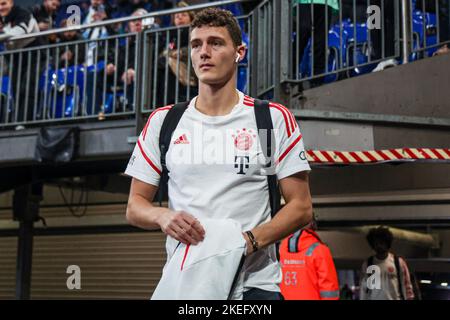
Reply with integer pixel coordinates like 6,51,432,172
174,134,189,144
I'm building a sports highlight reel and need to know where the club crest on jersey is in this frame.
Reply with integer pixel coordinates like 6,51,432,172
232,128,256,151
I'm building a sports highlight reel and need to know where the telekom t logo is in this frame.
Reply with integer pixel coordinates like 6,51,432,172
234,156,249,175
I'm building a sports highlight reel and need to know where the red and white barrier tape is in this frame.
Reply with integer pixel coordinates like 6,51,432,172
306,148,450,164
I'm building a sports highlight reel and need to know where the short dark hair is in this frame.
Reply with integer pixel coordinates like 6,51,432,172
190,8,242,48
366,226,394,249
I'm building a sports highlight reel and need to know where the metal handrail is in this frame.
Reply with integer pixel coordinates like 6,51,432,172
2,0,251,43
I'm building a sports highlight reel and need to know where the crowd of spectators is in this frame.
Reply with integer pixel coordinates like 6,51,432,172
0,0,244,121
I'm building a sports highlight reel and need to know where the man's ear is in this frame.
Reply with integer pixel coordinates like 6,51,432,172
237,43,247,61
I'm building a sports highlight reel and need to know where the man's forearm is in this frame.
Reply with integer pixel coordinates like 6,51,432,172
126,194,171,230
250,198,313,250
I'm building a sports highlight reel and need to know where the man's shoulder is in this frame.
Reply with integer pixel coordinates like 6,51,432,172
142,104,175,133
242,95,296,134
31,5,47,20
8,5,33,23
242,95,292,117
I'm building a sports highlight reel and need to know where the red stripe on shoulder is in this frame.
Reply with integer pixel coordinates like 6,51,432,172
243,96,255,107
274,103,296,131
142,105,173,140
137,139,162,175
277,134,302,164
269,102,292,137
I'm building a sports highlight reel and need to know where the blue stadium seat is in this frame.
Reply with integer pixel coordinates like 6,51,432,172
412,10,438,59
0,76,14,123
39,65,86,119
299,29,347,83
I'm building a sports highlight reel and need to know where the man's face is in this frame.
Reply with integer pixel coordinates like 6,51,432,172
63,30,77,39
190,26,244,85
45,0,60,12
372,239,390,255
129,17,143,33
0,0,13,18
174,12,191,27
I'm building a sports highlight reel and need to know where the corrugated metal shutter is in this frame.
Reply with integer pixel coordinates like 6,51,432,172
31,232,166,299
0,237,17,299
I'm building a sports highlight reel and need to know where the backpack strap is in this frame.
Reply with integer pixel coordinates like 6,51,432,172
253,99,282,261
158,101,190,205
394,254,406,300
253,99,281,218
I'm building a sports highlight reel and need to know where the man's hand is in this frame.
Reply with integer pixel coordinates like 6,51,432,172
106,63,116,75
60,51,73,62
157,210,205,245
121,68,135,85
38,22,50,31
93,11,107,22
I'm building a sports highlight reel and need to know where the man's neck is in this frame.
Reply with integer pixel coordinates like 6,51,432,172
375,252,389,260
195,80,239,117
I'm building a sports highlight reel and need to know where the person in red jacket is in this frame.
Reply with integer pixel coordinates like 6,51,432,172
280,215,339,300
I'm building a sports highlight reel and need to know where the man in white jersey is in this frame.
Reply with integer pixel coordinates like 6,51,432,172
359,226,415,300
125,8,313,300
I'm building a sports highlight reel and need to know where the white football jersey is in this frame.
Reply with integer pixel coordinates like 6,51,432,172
125,90,311,294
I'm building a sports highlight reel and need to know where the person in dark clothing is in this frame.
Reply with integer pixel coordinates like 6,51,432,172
293,1,337,86
0,0,43,125
85,8,145,115
82,0,117,65
150,0,174,27
416,0,450,54
58,19,86,67
369,0,398,71
112,8,144,111
32,0,60,45
155,1,198,107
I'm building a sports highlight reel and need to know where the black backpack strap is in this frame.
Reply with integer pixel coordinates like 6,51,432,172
158,101,190,205
253,99,281,218
394,254,406,300
253,99,282,261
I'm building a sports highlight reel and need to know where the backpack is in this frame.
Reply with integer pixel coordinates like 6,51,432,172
366,254,405,300
156,99,282,218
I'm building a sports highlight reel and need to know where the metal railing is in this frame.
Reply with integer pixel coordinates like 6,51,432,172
0,32,139,125
409,0,450,59
284,0,449,88
0,0,448,129
286,0,403,85
139,14,251,113
0,0,251,128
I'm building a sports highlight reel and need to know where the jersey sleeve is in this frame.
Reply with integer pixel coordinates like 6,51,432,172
269,103,311,180
124,106,171,187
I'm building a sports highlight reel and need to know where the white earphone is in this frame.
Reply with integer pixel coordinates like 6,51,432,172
235,54,240,63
